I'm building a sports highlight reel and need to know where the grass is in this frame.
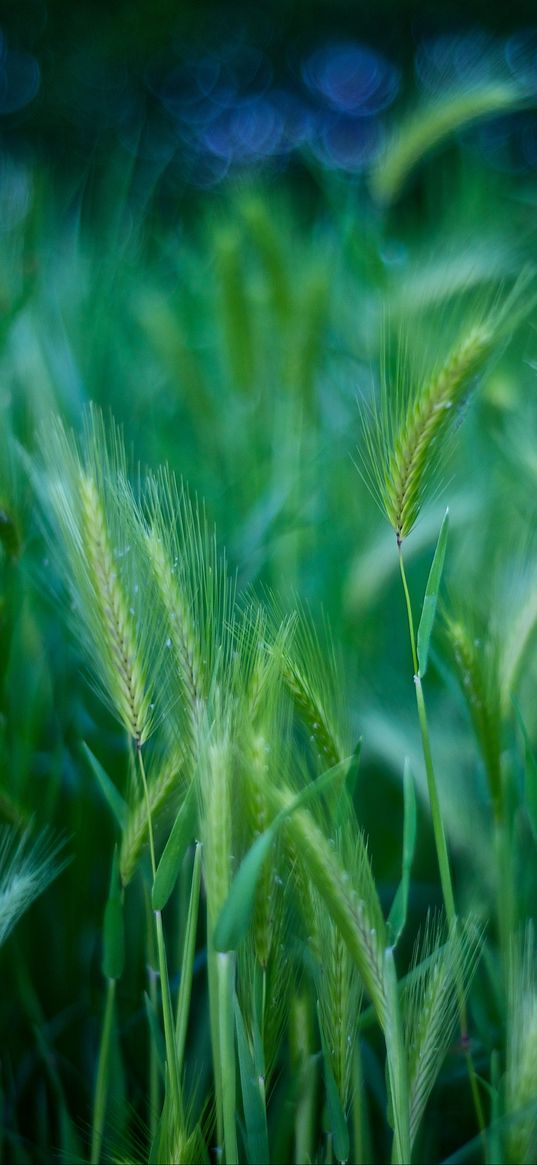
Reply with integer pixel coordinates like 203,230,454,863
3,55,537,1165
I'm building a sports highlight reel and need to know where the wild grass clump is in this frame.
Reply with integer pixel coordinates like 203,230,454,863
360,273,535,547
20,407,497,1164
4,82,537,1165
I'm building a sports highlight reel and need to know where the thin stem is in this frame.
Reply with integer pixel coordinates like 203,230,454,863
217,951,239,1165
207,944,225,1163
175,843,202,1075
136,745,157,880
291,992,317,1165
398,547,456,926
145,888,160,1146
351,1043,368,1165
137,747,183,1120
91,977,116,1165
398,547,419,677
414,675,457,928
398,545,487,1146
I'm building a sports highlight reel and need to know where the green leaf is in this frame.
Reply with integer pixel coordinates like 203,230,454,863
152,785,197,911
318,1004,350,1164
417,508,449,678
82,742,127,831
175,843,203,1074
214,758,349,952
102,848,124,980
387,759,417,947
214,830,276,953
234,995,270,1165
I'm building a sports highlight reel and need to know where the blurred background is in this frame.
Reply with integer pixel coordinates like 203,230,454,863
4,1,537,1161
2,0,537,186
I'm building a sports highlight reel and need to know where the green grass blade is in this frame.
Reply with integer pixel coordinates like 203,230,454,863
152,785,197,911
175,843,202,1074
234,994,270,1165
387,759,417,948
102,847,124,981
214,759,348,952
82,742,128,831
417,508,449,679
214,830,276,954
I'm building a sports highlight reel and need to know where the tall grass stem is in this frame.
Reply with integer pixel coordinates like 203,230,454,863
90,977,116,1165
217,951,239,1165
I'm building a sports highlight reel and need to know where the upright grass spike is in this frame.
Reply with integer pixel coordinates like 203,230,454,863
79,470,151,746
314,892,363,1138
359,271,536,545
143,465,236,720
277,789,388,1029
403,916,482,1153
443,610,503,821
35,409,163,749
262,594,348,770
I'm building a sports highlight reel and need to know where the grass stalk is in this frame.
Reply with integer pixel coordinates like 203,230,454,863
175,843,202,1075
290,992,317,1165
398,548,456,929
90,977,116,1165
147,946,160,1146
398,548,488,1146
136,748,183,1121
216,951,239,1165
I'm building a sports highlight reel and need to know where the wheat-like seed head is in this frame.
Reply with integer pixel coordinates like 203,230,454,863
386,323,491,543
79,472,152,746
404,916,482,1151
359,271,535,543
444,611,503,818
275,786,387,1028
260,595,348,770
35,409,167,750
315,896,362,1113
144,525,204,749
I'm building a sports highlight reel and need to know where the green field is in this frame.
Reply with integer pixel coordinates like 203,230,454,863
3,17,537,1164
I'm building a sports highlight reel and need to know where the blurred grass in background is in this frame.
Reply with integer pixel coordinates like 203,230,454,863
3,2,537,1162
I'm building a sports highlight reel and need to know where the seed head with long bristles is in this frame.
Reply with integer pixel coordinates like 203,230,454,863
359,271,536,544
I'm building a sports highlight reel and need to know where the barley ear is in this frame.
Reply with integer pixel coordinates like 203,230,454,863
360,272,536,543
35,412,159,747
404,916,482,1151
444,611,503,819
